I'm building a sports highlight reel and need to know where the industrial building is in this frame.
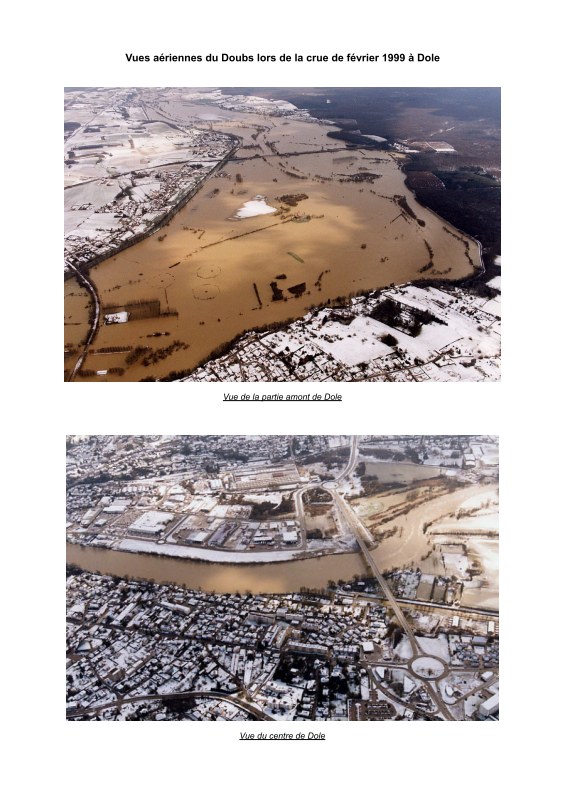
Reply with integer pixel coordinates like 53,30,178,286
128,511,174,537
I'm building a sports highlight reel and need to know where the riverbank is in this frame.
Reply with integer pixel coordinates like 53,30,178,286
66,540,367,594
65,139,241,276
66,536,354,564
65,139,240,381
178,281,501,383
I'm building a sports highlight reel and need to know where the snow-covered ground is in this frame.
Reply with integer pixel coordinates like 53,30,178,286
182,282,501,383
178,90,308,119
234,197,277,218
416,634,450,661
458,491,499,512
430,513,499,534
115,537,303,562
312,316,395,365
64,89,235,273
393,635,413,659
430,490,499,535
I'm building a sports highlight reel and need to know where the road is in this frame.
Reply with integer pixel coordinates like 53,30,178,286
333,490,420,656
325,436,419,654
65,262,101,382
64,125,241,384
291,435,357,541
292,436,358,546
333,435,358,482
339,588,499,619
67,690,275,721
294,487,309,548
331,435,455,720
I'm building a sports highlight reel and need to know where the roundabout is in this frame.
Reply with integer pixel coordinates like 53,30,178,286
408,654,448,680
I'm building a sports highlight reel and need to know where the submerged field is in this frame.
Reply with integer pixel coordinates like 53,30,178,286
352,479,499,609
65,103,480,381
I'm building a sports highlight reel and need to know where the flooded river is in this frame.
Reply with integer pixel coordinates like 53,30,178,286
67,542,367,594
65,101,480,381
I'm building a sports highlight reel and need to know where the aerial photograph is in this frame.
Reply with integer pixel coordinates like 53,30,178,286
64,87,501,382
66,435,499,720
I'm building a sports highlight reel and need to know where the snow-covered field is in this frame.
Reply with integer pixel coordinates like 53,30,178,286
393,635,413,659
417,634,450,661
234,197,277,218
179,89,306,118
461,538,499,610
458,491,499,512
430,513,499,534
430,490,499,535
65,111,212,186
312,316,395,365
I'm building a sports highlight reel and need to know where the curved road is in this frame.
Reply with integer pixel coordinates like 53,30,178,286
334,435,359,482
67,690,275,721
66,262,101,382
64,128,242,383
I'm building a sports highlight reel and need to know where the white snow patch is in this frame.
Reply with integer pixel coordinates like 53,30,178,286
115,538,303,563
104,311,129,324
416,634,450,661
235,197,277,218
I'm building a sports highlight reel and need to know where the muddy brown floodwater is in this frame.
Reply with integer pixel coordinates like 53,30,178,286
67,483,498,604
65,104,479,381
64,275,92,361
66,542,367,594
